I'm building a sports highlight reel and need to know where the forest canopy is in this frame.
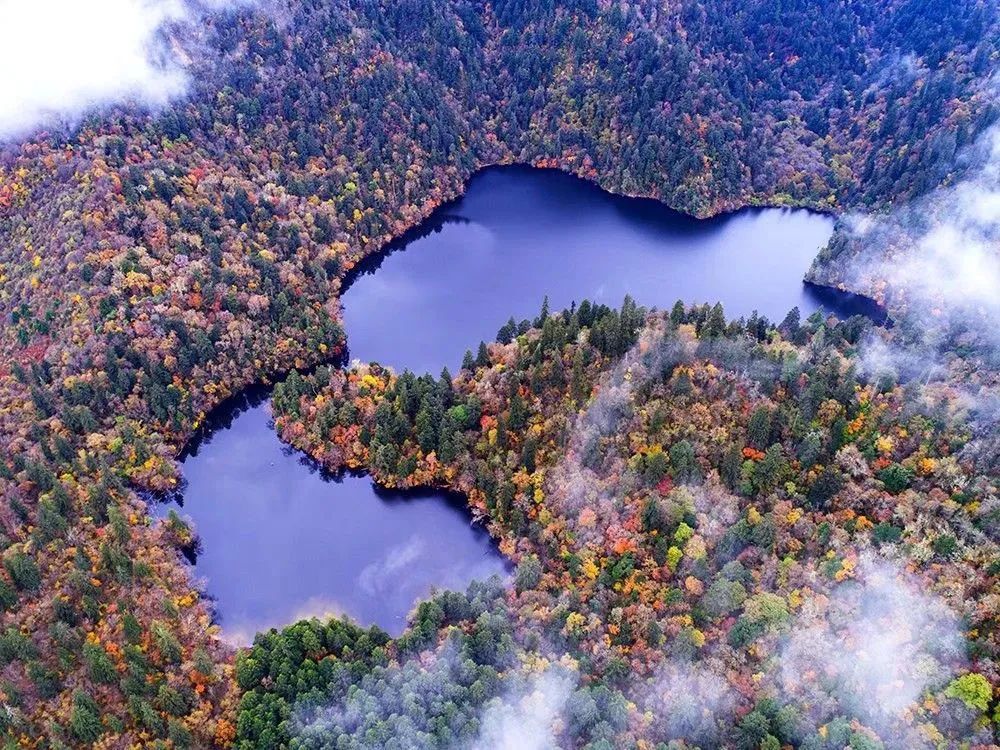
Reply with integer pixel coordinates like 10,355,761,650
0,0,997,746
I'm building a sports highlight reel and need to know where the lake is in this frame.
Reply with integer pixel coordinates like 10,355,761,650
164,166,858,642
342,166,849,374
168,392,505,641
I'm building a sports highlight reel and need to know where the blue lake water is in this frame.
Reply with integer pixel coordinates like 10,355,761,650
341,166,844,374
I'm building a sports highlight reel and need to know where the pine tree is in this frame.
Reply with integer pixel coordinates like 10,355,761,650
496,317,517,344
70,691,103,743
670,299,687,326
704,303,726,338
534,295,550,327
476,341,490,367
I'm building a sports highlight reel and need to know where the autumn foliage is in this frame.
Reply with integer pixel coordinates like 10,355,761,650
0,0,997,745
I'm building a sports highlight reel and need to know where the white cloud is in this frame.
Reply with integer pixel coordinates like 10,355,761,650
776,553,965,742
0,0,229,140
840,124,1000,345
639,660,738,746
471,669,576,750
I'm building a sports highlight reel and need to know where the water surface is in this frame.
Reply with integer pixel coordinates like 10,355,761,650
167,394,506,640
342,166,843,373
166,166,869,641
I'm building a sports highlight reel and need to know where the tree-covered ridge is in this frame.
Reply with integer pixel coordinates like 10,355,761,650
0,0,998,743
268,300,1000,748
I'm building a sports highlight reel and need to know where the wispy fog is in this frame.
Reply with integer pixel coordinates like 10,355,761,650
775,553,967,746
0,0,246,140
837,123,1000,348
471,668,576,750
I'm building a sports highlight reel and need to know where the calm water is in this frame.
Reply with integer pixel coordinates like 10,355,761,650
165,393,506,640
342,166,850,374
165,166,871,642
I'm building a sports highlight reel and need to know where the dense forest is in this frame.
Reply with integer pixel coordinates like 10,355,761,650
263,300,1000,749
0,0,998,745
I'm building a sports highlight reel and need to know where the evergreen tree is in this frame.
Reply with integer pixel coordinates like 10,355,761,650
70,691,103,743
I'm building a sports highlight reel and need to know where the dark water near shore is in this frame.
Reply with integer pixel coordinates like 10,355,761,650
163,166,871,642
165,394,505,640
341,167,847,374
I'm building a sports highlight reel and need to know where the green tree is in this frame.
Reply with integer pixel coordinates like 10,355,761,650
944,673,993,712
807,466,842,509
70,690,103,743
703,302,726,338
670,299,687,326
877,463,912,494
669,440,700,484
515,554,542,592
84,642,117,685
747,407,772,450
4,552,40,592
